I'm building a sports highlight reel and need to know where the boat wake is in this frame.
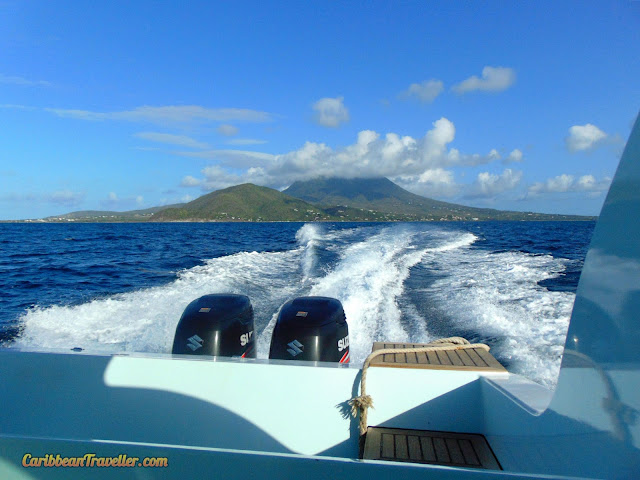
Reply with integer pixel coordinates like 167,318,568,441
10,223,573,388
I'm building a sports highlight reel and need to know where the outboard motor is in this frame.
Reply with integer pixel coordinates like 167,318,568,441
172,294,256,358
269,296,349,363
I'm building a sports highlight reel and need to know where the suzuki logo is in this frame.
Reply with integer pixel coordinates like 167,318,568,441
286,339,304,357
187,334,204,351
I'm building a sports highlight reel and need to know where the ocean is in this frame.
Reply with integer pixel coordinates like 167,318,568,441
0,221,595,389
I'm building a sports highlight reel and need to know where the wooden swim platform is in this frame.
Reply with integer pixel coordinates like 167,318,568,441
358,342,505,468
363,427,501,470
369,342,507,372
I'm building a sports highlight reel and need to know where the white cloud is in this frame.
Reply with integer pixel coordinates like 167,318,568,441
418,168,454,185
226,138,268,146
488,149,501,161
180,175,202,187
452,66,516,94
548,174,574,193
527,174,612,196
182,117,509,194
576,175,596,190
566,124,607,152
200,165,251,191
134,132,209,149
217,124,239,136
0,73,51,87
395,168,459,197
45,105,273,125
467,169,523,198
421,118,455,162
505,149,523,163
403,80,444,103
312,96,349,128
446,148,504,167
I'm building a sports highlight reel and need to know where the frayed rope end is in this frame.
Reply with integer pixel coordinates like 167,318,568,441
349,394,374,417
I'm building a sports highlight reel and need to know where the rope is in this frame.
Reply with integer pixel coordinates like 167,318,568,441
348,337,490,436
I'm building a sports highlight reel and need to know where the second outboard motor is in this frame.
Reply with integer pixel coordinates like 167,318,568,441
172,294,255,358
269,296,349,363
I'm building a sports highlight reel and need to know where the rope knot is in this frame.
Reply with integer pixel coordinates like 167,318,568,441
349,337,489,438
349,394,374,417
349,394,374,435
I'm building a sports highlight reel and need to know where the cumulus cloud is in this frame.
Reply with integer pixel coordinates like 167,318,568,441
446,147,505,167
45,105,273,125
466,169,522,198
504,149,523,163
181,117,506,195
217,124,239,136
180,176,202,187
527,174,612,196
395,168,459,198
402,80,444,103
488,149,501,161
566,124,607,152
452,66,516,94
199,165,252,191
0,73,51,87
134,132,209,149
312,96,349,128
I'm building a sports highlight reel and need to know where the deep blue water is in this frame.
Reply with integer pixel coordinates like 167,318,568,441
0,221,595,388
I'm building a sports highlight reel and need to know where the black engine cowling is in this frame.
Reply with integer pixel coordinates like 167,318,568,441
172,294,256,358
269,296,349,363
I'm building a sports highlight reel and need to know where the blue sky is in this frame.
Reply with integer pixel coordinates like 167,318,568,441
1,1,638,219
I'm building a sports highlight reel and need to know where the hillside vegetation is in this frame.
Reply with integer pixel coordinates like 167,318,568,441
283,177,593,221
152,184,333,221
32,177,595,223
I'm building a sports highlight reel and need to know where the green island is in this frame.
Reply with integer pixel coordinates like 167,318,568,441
20,178,595,223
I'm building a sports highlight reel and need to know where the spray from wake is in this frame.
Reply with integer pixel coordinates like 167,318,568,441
9,222,573,389
12,249,303,354
307,228,477,364
421,248,574,388
295,223,323,281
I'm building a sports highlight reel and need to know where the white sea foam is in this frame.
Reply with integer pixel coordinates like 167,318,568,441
295,223,323,281
13,249,303,355
307,227,477,364
11,223,573,389
420,248,574,388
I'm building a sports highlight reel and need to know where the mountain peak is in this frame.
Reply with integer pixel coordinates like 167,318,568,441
284,177,408,204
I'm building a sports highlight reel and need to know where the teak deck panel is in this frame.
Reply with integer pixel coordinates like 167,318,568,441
370,342,506,372
363,427,501,470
